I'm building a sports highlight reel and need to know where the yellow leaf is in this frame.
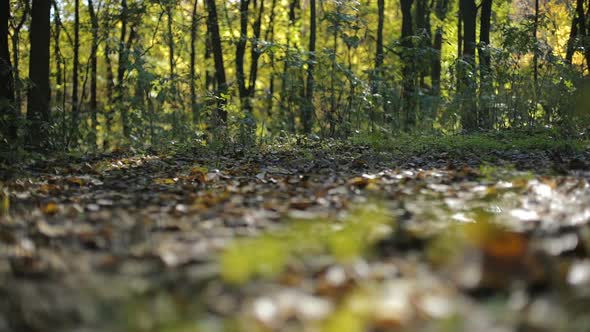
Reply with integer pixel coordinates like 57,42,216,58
154,178,176,185
41,202,60,215
1,193,9,216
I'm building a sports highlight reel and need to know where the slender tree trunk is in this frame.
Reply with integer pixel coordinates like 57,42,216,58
566,3,580,65
375,0,385,73
117,0,129,137
236,0,250,112
88,0,99,147
303,0,316,133
373,0,384,97
52,1,63,112
166,3,177,101
401,0,415,129
457,12,462,59
479,0,492,129
431,0,448,96
264,0,277,116
10,1,28,118
248,0,265,108
190,0,198,123
104,42,115,149
431,27,442,95
71,0,80,143
416,0,431,88
205,0,228,124
27,0,51,149
1,0,17,141
280,0,299,131
533,0,539,93
479,0,492,73
459,0,477,131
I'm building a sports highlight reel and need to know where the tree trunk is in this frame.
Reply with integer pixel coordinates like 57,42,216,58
166,3,177,102
431,27,442,95
117,0,129,137
190,0,198,123
479,0,492,129
302,0,316,133
416,0,431,88
374,0,385,74
104,41,115,149
1,0,17,141
27,0,51,149
400,0,415,129
71,0,80,143
533,0,539,93
236,0,250,111
205,0,228,124
10,1,28,119
264,0,277,116
88,0,99,147
479,0,492,72
431,0,448,96
566,3,580,65
247,0,265,109
459,0,477,131
52,0,63,112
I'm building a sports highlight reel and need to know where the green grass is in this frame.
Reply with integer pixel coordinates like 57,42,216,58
351,131,590,158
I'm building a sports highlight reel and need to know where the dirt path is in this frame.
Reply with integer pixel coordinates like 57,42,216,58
1,143,590,332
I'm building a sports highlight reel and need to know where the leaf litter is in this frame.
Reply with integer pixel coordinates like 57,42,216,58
0,142,590,331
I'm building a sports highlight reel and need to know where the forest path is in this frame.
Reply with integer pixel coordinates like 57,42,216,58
1,142,590,332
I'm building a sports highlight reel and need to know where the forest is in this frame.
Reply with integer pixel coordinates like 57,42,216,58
0,0,588,149
1,0,590,331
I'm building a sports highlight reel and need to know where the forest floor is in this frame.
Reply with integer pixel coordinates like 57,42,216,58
1,137,590,332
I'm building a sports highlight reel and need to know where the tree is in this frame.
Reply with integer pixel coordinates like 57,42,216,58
190,0,199,123
400,0,415,129
479,0,493,129
374,0,385,78
27,0,51,149
88,0,100,147
205,0,228,125
431,0,449,96
236,0,251,112
459,0,477,131
8,0,29,116
1,0,17,141
302,0,316,133
70,0,81,142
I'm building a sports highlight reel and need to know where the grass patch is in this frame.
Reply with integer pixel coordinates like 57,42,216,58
352,131,590,158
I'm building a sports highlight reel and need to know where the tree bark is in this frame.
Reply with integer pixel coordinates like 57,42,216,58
479,0,492,129
88,0,99,147
459,0,477,131
9,0,28,118
431,0,448,96
27,0,51,149
71,0,80,143
117,0,129,137
416,0,431,88
400,0,415,129
302,0,316,133
190,0,198,123
205,0,228,124
479,0,492,72
236,0,250,111
1,0,17,141
247,0,265,109
375,0,385,72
